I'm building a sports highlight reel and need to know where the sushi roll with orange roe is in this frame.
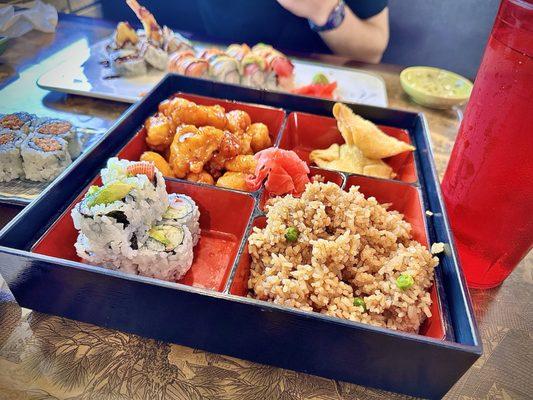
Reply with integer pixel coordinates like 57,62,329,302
33,117,80,158
0,112,36,134
21,134,71,182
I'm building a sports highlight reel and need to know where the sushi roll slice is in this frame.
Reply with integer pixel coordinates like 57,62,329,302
162,193,201,245
110,48,147,77
100,157,169,222
21,134,72,182
71,164,168,259
167,51,209,78
75,233,139,275
200,48,226,62
139,41,168,71
209,55,241,85
0,112,36,134
226,43,251,62
72,181,147,259
251,43,295,90
0,129,25,182
33,117,81,158
162,26,193,54
241,54,268,88
134,224,194,281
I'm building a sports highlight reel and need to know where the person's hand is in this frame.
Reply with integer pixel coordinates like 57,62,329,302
276,0,338,26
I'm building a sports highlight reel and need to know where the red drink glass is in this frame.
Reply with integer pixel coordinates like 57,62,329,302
442,0,533,289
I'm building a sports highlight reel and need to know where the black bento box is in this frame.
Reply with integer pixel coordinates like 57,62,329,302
0,74,481,399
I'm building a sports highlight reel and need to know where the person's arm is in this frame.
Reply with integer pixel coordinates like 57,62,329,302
276,0,389,63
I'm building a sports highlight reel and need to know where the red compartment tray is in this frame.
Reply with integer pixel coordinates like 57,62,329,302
33,179,255,292
279,112,417,183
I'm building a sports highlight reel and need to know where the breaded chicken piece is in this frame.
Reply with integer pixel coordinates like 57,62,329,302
224,154,257,175
216,171,248,191
186,170,215,185
169,125,224,178
162,97,227,129
247,122,271,153
226,109,251,133
145,113,175,151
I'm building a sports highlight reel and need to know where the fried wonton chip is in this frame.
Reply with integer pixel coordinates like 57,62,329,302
310,143,393,179
332,103,415,159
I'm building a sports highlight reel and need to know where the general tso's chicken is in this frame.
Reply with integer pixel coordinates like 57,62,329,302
226,110,251,133
229,128,253,155
145,113,175,151
206,130,242,178
216,171,248,191
224,155,257,175
140,151,175,177
247,122,271,153
160,97,228,129
169,125,224,178
126,0,163,44
186,170,215,185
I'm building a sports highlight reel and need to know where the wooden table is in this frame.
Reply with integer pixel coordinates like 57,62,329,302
0,15,531,400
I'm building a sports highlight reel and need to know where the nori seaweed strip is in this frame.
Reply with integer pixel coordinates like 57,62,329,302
130,233,138,250
106,210,130,227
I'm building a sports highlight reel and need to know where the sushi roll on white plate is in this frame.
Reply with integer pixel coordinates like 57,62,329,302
162,25,193,54
139,40,168,71
75,233,139,275
209,55,241,85
21,134,71,182
0,129,25,182
33,117,81,158
240,54,268,88
110,48,147,77
162,193,201,245
134,224,194,281
0,112,36,134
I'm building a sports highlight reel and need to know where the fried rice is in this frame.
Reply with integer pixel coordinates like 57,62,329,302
248,181,439,333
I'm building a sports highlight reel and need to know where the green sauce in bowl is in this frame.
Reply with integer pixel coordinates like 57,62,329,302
400,66,473,109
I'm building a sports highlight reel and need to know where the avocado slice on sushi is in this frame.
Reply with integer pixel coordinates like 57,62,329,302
148,225,185,251
86,182,135,207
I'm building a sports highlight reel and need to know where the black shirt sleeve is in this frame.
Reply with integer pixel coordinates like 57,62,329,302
346,0,388,19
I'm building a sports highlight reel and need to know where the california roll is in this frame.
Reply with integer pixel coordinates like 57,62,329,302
162,193,201,245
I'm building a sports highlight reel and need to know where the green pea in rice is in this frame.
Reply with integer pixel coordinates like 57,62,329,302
248,181,438,333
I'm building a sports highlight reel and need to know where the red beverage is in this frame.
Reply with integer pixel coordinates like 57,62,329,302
442,0,533,289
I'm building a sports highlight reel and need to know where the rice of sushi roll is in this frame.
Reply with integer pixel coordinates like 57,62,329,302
0,130,25,182
140,41,168,71
75,233,139,275
0,112,36,134
72,159,169,256
162,193,201,245
21,134,72,182
33,117,81,158
109,48,147,77
134,224,194,281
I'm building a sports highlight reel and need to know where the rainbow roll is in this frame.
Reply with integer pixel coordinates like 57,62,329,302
168,51,209,78
252,43,295,90
241,54,268,88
